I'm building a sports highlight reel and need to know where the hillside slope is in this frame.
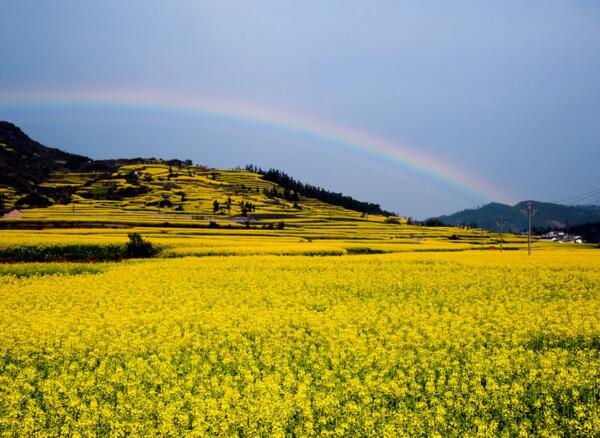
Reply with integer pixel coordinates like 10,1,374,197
0,122,396,224
0,121,90,192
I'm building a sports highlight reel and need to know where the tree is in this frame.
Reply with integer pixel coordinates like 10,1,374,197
16,193,51,208
424,218,446,227
157,192,172,208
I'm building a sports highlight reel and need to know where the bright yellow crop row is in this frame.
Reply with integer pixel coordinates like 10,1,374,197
1,250,599,436
0,227,546,258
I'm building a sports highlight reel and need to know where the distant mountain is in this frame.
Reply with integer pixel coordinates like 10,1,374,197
431,201,600,233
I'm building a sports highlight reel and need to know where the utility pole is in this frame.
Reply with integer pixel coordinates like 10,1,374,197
481,226,485,250
496,217,507,252
520,202,537,256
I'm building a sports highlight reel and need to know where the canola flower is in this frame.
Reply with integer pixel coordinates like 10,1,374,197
0,250,599,436
0,227,529,259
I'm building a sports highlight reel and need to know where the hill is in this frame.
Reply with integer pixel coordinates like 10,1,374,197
431,201,600,232
0,121,395,222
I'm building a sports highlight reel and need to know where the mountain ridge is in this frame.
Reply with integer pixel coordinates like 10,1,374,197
430,201,600,232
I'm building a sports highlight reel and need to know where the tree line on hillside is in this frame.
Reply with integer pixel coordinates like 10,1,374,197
245,165,395,216
567,222,600,243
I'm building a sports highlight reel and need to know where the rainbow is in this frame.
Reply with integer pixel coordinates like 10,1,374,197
0,88,513,203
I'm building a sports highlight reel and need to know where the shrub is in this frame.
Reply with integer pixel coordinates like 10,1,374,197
124,233,156,258
346,247,387,255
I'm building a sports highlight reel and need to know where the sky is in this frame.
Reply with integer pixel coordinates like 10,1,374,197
1,1,599,218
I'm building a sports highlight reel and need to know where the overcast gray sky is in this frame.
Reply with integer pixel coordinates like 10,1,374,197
1,0,599,218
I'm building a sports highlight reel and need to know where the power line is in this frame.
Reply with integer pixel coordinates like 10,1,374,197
563,192,600,205
552,187,600,204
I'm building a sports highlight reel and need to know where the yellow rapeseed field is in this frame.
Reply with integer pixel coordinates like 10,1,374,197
1,250,599,436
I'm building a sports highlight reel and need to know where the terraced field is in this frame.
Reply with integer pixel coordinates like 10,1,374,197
2,163,541,257
21,164,365,224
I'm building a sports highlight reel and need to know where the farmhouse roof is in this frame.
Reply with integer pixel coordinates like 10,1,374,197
0,208,21,215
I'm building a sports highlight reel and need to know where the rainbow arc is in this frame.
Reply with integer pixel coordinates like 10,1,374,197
0,88,514,203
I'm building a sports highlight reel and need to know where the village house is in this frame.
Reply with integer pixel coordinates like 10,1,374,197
541,230,583,244
0,208,23,219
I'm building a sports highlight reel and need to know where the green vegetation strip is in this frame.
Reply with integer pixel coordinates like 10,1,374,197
0,263,107,278
0,244,126,262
